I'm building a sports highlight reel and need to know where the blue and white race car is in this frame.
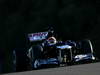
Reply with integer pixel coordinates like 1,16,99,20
27,29,96,69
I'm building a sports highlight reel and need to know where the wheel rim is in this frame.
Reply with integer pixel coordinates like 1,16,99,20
34,60,40,69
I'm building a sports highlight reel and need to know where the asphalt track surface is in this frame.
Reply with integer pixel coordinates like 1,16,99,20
3,62,100,75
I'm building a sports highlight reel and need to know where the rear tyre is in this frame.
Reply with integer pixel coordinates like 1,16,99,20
29,45,43,69
33,59,40,69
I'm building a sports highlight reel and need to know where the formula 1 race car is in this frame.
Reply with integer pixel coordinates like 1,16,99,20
27,28,96,69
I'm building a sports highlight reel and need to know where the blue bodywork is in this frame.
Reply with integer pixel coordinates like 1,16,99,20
32,58,59,69
39,58,59,65
74,53,95,62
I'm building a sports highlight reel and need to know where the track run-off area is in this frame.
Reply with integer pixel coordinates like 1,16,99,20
4,62,100,75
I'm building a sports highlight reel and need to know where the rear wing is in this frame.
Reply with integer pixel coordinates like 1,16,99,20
28,32,48,42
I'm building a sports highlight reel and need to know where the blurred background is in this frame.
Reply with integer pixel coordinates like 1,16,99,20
0,0,98,74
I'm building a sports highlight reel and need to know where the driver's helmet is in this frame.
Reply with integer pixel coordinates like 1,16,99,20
47,36,57,46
